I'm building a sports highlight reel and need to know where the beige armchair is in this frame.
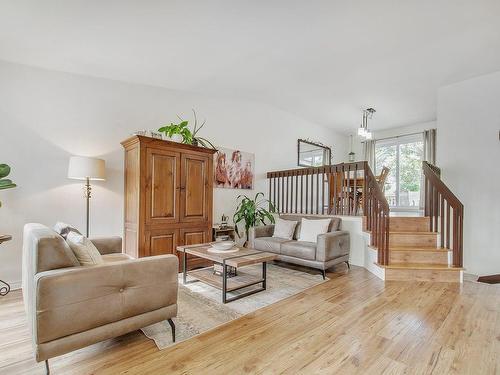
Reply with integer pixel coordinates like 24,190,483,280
22,223,178,374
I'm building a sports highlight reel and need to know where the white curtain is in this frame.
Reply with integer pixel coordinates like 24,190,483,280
423,129,436,164
363,140,376,170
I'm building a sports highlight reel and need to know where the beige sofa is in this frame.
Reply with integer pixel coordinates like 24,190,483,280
22,223,178,373
248,215,350,278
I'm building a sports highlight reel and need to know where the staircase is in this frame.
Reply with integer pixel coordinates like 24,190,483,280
266,160,464,283
378,216,463,282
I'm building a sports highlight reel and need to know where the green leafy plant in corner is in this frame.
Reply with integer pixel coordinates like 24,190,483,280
233,192,275,245
0,164,17,207
158,109,216,149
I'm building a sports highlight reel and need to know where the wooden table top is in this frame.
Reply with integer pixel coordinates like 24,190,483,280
0,235,12,245
177,243,277,268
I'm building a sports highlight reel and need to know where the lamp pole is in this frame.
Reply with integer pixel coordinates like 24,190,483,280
84,177,91,237
68,156,105,238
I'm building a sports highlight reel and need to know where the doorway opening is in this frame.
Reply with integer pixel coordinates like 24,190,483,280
375,133,423,210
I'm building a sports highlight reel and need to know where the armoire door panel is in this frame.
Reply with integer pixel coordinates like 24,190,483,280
181,228,209,245
146,148,180,225
147,229,178,256
179,227,211,270
180,154,209,222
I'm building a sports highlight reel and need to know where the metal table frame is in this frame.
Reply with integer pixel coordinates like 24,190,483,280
0,235,11,296
0,280,10,296
182,250,268,304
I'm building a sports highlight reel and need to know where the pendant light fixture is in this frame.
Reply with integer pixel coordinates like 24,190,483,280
348,134,356,162
358,108,376,139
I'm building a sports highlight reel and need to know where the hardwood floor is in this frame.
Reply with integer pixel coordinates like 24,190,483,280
1,267,499,374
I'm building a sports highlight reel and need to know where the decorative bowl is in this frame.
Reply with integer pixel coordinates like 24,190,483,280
210,241,235,251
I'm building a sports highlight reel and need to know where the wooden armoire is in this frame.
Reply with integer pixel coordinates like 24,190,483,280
121,135,216,270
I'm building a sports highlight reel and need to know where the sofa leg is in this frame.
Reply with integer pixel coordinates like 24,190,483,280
45,360,50,375
167,318,176,342
321,270,326,280
346,261,350,269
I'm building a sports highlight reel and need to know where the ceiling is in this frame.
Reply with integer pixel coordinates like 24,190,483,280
1,0,499,133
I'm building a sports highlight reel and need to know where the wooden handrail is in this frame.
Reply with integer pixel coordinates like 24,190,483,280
423,161,463,267
266,161,390,265
363,164,390,265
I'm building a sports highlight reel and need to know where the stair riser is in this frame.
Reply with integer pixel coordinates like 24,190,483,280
390,233,437,248
390,251,448,265
385,268,461,282
389,217,430,232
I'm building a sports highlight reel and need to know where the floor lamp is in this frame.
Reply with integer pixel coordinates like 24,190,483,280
68,156,106,237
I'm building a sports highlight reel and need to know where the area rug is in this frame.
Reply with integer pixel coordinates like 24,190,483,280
141,262,327,349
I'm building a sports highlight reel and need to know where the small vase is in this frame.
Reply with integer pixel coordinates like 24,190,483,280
165,134,183,143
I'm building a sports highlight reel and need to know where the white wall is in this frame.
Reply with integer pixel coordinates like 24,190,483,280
0,60,348,286
437,72,500,276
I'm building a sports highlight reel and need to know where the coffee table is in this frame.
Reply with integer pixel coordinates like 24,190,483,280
176,243,277,303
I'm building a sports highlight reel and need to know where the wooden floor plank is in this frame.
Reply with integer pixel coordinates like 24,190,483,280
0,266,498,375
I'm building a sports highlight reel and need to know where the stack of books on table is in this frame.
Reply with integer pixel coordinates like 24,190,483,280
213,263,237,277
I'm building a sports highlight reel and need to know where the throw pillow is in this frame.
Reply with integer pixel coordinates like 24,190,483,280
53,222,82,240
66,231,103,266
298,218,332,242
272,218,298,240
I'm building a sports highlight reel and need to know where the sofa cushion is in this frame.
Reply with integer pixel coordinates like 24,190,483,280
280,215,342,239
253,237,289,253
281,241,317,261
272,218,297,240
101,253,134,263
330,217,341,231
66,232,104,266
298,218,331,242
23,223,80,275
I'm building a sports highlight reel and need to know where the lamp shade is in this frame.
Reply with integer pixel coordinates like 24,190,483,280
68,156,106,181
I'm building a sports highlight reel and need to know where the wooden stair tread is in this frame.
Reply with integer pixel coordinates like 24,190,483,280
389,247,450,252
369,245,448,252
389,231,437,235
377,263,464,271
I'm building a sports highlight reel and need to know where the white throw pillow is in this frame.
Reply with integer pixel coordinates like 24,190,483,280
298,218,332,242
66,231,103,266
272,218,298,240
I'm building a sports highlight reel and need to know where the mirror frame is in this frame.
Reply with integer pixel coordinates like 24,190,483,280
297,139,332,167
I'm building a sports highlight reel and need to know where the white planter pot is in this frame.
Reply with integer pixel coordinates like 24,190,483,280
165,134,183,143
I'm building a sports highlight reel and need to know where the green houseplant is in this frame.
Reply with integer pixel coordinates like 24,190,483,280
0,164,16,207
158,120,192,143
158,110,216,149
233,192,275,245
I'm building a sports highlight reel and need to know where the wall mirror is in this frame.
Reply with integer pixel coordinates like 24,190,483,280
297,139,331,167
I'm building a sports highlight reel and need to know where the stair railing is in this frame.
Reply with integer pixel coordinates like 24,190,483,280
423,161,464,267
363,164,390,265
266,161,390,265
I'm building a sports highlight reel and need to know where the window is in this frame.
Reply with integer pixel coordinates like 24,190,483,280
375,133,423,209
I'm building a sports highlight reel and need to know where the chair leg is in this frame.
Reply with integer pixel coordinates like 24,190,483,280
45,360,50,375
167,318,176,342
321,269,326,280
346,261,350,269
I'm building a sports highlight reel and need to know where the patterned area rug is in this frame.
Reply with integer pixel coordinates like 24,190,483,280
141,262,327,349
